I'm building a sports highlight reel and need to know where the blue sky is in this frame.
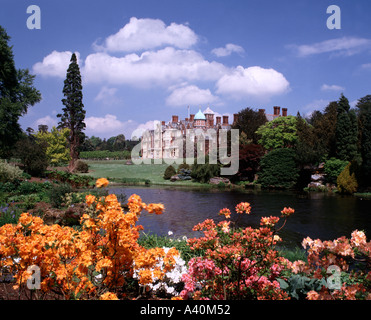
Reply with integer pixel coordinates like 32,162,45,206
1,0,371,138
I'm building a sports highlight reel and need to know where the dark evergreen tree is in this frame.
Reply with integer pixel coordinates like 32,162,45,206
335,94,358,161
232,107,267,144
0,26,41,157
356,95,371,186
57,53,86,171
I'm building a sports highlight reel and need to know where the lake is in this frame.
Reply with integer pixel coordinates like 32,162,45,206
108,185,371,248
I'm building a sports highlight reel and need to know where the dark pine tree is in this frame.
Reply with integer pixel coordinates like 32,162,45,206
335,94,358,162
57,53,86,172
356,95,371,186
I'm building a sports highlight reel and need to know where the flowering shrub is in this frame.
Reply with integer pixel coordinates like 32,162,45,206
293,230,371,300
0,179,179,300
181,203,294,300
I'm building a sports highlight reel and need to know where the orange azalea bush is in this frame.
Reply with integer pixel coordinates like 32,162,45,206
294,230,371,300
181,203,293,300
0,179,179,300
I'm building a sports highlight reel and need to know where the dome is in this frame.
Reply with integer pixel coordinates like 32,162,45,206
194,108,206,120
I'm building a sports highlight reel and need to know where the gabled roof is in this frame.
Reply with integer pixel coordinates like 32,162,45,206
203,107,214,115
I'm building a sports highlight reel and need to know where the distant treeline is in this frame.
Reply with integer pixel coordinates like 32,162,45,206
79,150,131,160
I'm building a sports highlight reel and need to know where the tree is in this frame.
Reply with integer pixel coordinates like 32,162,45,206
258,148,299,189
235,143,265,182
0,26,41,157
335,94,358,161
57,53,86,171
34,126,71,166
356,95,371,186
255,115,298,150
232,107,267,144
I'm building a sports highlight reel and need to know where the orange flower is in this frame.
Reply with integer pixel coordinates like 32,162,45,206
85,194,96,206
219,208,231,219
96,178,109,188
235,202,251,214
100,292,119,300
281,207,295,217
146,203,165,215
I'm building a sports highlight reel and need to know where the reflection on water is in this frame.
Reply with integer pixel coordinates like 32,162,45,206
109,185,371,248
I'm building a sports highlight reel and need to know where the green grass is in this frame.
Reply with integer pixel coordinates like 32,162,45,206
81,160,209,186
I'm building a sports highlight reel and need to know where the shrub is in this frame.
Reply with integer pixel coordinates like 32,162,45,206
324,158,348,184
74,160,89,173
0,160,23,183
177,163,190,174
47,183,73,208
191,158,220,183
258,148,299,189
337,162,358,194
163,165,176,180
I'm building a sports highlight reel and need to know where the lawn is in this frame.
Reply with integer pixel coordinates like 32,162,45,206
82,160,207,186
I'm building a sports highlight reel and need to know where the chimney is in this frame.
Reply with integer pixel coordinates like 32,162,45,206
216,116,221,124
259,109,265,114
185,118,189,122
172,115,179,123
233,114,238,125
209,119,214,127
190,114,195,122
282,108,287,117
273,106,281,116
161,121,165,126
223,115,229,125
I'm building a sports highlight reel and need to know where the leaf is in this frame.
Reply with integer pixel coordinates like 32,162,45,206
277,278,289,290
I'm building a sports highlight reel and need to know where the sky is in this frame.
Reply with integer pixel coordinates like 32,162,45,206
1,0,371,139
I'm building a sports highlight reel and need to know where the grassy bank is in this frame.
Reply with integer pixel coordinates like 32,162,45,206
81,160,213,187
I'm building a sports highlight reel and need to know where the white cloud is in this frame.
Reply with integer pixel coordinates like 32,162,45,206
301,99,330,118
96,17,198,52
94,86,122,105
290,37,371,57
321,84,345,92
85,114,137,138
33,115,58,130
32,51,80,78
211,43,245,57
361,63,371,70
166,85,219,107
216,66,290,100
130,120,161,140
84,47,227,87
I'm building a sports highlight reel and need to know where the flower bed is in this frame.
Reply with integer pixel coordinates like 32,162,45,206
0,178,370,300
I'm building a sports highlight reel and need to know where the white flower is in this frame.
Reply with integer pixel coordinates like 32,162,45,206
168,231,173,236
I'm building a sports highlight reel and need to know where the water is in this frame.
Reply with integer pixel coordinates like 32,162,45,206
109,186,371,248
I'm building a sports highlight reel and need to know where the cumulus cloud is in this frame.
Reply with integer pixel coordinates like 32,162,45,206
216,66,290,100
211,43,245,57
166,85,220,107
84,47,227,87
289,37,371,57
95,17,198,52
94,86,122,105
32,51,80,78
321,84,345,92
33,115,58,130
85,114,137,138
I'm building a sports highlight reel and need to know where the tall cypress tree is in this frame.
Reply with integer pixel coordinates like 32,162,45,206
57,53,86,172
335,94,358,161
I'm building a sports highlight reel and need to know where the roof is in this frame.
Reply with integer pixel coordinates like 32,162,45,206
194,108,206,120
203,107,214,115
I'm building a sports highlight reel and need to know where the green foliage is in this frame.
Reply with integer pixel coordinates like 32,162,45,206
337,162,358,194
74,160,89,173
278,275,327,300
0,204,22,227
256,115,298,150
258,148,299,189
34,126,71,166
191,159,220,183
356,95,371,185
79,150,131,160
232,107,268,144
163,165,176,180
46,169,93,187
336,94,358,161
0,160,23,183
0,26,41,157
47,183,73,208
323,157,348,184
14,135,49,177
57,53,86,170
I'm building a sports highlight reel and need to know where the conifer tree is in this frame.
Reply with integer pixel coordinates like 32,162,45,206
335,94,358,161
57,53,86,172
